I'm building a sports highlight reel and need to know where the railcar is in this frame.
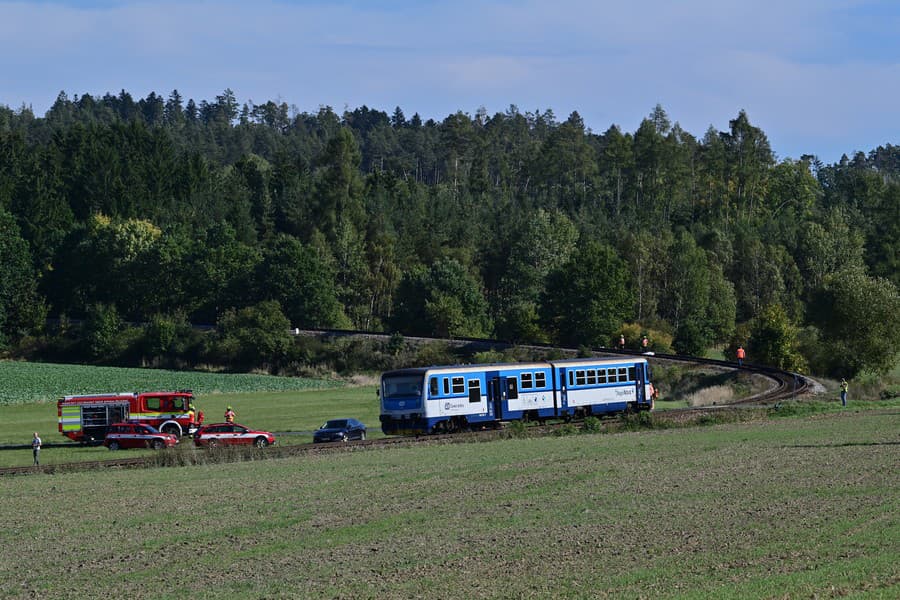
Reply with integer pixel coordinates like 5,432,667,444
379,357,653,435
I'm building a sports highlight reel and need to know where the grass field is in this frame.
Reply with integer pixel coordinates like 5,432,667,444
0,360,368,467
1,410,897,599
0,386,381,467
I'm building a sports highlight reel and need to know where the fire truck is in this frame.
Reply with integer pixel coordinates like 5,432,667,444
58,390,198,443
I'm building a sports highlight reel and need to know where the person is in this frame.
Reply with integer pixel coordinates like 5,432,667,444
188,403,196,425
642,335,649,351
736,345,746,367
32,432,41,466
619,334,626,350
840,378,848,407
225,406,235,423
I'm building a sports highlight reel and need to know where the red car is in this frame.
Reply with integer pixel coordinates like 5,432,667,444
193,423,276,448
103,422,178,450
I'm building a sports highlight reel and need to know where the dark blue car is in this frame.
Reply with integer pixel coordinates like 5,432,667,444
313,418,367,443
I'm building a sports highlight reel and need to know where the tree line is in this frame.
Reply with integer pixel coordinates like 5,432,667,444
0,89,898,378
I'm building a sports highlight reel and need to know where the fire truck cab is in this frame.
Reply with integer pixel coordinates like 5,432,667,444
58,390,197,443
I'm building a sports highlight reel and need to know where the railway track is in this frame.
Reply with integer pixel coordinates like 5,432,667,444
0,336,811,477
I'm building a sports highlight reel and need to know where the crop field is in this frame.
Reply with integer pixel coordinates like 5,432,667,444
0,360,341,405
1,410,897,599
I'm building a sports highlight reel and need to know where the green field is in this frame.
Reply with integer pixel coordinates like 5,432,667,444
0,386,381,467
0,360,342,405
1,410,897,598
0,360,371,466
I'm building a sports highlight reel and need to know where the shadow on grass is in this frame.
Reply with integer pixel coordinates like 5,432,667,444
784,441,900,448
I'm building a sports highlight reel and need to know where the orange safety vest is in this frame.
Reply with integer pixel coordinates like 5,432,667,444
736,347,746,359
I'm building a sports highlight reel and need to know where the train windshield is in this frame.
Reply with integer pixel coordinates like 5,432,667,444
382,375,424,398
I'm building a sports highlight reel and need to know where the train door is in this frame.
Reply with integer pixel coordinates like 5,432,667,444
634,363,646,406
556,367,568,416
488,376,503,420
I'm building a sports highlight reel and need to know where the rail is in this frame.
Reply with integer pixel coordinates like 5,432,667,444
0,332,810,476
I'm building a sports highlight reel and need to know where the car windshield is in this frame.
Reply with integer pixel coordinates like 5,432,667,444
143,425,161,434
382,375,423,397
323,420,348,429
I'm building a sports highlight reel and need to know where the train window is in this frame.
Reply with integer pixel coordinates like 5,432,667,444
568,371,574,386
628,367,636,381
575,370,586,386
597,369,607,384
430,378,438,396
468,379,481,403
586,369,597,385
452,377,465,394
618,367,628,381
521,372,533,390
607,369,617,383
443,378,450,395
507,377,519,399
535,372,547,387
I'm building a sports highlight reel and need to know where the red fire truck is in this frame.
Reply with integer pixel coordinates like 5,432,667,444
58,390,199,443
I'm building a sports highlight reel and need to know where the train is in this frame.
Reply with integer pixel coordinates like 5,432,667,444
379,356,654,435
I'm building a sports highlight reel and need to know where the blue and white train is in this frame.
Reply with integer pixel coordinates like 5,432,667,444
379,357,653,435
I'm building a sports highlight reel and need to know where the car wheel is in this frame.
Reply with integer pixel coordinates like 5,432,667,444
341,433,348,442
151,439,164,450
254,437,268,448
108,441,120,451
206,438,219,448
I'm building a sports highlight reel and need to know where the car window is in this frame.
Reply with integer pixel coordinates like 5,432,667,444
324,420,347,429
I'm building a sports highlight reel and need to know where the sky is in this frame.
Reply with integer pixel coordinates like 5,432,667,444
2,0,900,164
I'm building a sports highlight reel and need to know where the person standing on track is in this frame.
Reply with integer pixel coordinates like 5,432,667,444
619,334,626,350
736,345,746,367
32,432,41,466
840,378,849,407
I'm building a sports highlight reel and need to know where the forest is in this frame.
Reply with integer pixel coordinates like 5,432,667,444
0,89,898,378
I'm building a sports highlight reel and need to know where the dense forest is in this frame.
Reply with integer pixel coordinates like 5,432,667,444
0,89,898,378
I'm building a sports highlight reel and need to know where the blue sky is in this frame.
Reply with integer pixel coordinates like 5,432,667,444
2,0,899,164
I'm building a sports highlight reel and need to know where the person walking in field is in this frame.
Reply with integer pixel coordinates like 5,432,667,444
32,432,41,466
840,379,848,407
225,406,236,423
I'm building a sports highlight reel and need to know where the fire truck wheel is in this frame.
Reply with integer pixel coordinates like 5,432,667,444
254,437,269,448
161,424,180,438
108,441,120,451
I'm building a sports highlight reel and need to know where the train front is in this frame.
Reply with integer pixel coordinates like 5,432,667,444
379,368,429,435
